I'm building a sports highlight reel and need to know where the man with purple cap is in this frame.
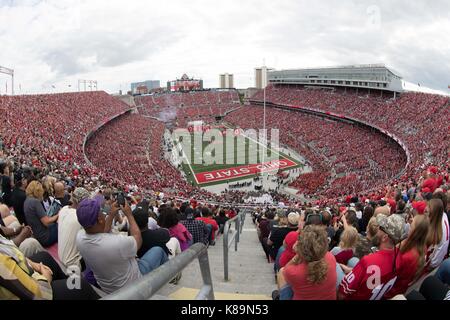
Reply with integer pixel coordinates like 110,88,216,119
75,197,168,294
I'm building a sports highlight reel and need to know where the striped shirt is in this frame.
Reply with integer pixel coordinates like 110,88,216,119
0,235,52,300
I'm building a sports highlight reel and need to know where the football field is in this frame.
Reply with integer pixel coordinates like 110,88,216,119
174,127,302,186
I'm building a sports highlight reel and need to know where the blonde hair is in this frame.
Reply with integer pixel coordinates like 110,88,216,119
366,217,379,239
26,181,45,201
42,176,57,197
339,226,359,249
295,225,329,284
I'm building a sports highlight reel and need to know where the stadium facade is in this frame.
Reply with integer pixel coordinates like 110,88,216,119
268,64,403,94
130,80,160,95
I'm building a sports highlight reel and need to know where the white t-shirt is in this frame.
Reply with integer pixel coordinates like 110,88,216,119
76,230,141,294
58,206,83,269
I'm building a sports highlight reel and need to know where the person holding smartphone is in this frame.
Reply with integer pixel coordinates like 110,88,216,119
76,197,168,294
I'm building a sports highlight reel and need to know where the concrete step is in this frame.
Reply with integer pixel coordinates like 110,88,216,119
169,287,270,300
156,213,276,298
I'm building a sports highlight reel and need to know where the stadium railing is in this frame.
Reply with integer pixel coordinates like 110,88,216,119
223,209,247,281
102,243,215,300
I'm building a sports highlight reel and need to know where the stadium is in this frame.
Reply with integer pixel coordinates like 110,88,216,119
0,3,449,306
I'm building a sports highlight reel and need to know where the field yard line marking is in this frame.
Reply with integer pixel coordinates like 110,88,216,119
223,123,285,160
176,136,200,185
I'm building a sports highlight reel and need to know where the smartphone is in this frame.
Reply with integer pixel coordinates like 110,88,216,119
116,193,126,207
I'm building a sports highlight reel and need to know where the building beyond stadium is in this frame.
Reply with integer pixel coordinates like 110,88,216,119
268,64,403,94
131,80,160,95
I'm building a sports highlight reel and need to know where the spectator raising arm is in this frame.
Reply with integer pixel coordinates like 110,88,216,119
104,201,119,234
121,201,142,250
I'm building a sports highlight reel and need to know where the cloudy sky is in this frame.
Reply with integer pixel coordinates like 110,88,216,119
0,0,449,94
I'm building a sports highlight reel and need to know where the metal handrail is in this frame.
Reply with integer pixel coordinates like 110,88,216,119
223,210,247,281
102,243,214,300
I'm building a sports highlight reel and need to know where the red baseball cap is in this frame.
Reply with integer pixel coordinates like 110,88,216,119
412,201,427,215
284,231,299,253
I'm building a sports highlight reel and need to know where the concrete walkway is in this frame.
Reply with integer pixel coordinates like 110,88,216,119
157,212,276,299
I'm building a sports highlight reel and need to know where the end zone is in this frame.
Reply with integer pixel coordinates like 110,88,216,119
195,158,298,184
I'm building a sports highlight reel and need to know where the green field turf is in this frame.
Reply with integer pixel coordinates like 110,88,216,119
174,129,303,186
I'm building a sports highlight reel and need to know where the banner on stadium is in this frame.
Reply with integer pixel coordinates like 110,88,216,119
194,159,297,184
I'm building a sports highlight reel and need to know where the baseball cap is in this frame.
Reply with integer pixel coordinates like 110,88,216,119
71,187,91,204
412,201,427,215
288,212,300,226
76,198,102,229
376,214,404,243
284,231,299,252
421,187,432,194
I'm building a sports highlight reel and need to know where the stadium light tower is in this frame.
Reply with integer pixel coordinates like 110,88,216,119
0,65,14,95
78,79,98,92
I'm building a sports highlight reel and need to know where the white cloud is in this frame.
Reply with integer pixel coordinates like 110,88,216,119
0,0,449,94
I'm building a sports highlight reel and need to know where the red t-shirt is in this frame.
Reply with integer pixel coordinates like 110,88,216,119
339,249,414,300
385,248,420,299
196,217,219,240
283,252,337,300
334,249,354,265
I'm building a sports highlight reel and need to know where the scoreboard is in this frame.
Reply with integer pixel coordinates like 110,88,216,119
168,74,203,92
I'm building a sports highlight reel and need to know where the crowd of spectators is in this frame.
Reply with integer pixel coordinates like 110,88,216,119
1,85,449,300
253,181,450,300
0,163,244,299
225,105,407,199
136,90,240,126
250,85,449,193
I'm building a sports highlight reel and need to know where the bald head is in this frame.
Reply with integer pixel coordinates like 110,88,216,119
54,182,65,198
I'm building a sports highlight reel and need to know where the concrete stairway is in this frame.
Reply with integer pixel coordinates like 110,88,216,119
157,212,275,300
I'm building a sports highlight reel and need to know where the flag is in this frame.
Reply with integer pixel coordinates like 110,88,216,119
52,85,56,88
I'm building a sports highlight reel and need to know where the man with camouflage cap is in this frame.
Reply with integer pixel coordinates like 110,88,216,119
338,214,415,300
58,187,91,269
